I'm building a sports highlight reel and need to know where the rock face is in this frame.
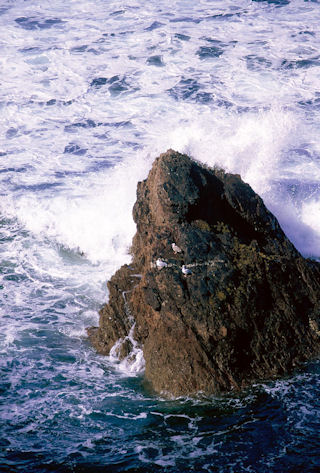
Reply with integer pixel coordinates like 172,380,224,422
89,150,320,396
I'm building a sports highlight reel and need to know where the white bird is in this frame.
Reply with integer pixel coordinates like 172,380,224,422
156,258,168,270
181,265,192,276
171,242,182,254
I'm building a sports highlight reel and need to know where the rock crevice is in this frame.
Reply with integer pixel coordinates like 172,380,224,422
89,150,320,396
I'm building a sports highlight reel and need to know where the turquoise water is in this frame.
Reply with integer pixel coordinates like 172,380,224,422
0,1,320,471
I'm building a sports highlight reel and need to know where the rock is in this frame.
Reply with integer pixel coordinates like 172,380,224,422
89,150,320,396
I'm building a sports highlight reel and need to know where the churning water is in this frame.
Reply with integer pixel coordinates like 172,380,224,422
0,0,320,471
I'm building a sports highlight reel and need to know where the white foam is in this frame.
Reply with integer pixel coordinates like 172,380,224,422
109,324,145,376
1,153,149,267
301,199,320,237
59,309,99,338
3,328,16,347
154,106,295,192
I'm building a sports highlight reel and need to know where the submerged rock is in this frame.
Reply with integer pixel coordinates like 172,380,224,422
89,150,320,396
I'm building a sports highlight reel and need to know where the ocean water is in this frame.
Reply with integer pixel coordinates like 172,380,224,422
0,0,320,471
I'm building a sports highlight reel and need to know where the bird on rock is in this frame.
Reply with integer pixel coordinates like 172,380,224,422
181,265,192,276
171,242,182,254
156,258,168,270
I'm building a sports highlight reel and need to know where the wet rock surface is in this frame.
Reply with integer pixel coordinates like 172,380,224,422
89,150,320,396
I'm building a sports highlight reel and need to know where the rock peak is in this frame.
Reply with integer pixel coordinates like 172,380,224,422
89,150,320,396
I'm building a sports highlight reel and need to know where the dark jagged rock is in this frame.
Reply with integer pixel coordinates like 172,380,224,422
88,150,320,396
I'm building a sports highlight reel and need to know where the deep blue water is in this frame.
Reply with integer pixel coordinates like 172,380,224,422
0,1,320,471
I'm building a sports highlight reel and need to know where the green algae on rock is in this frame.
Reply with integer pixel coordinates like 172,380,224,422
88,150,320,396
